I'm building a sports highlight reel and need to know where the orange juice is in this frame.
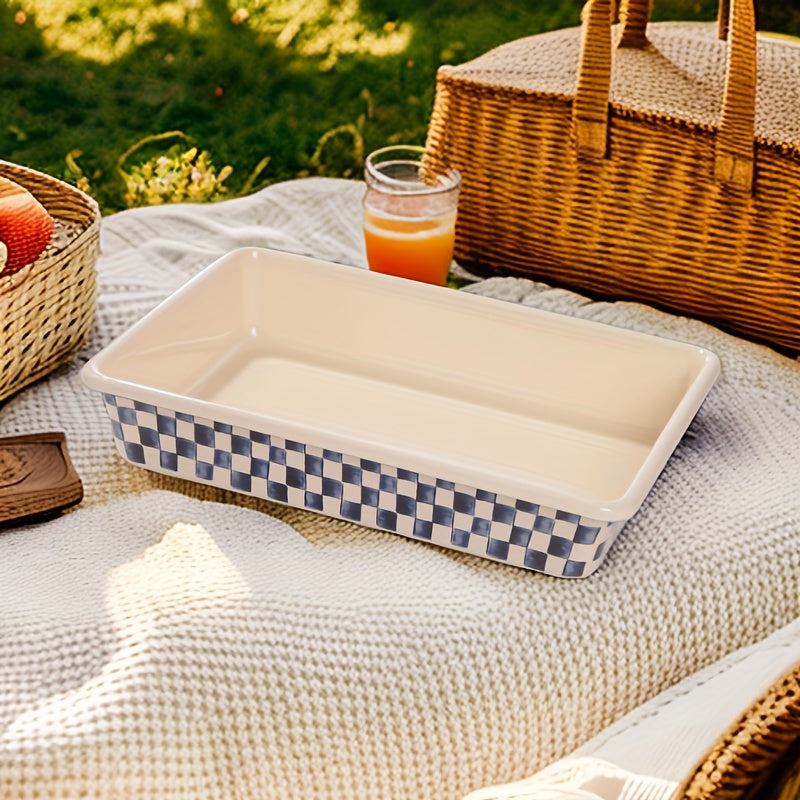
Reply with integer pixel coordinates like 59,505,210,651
363,207,456,285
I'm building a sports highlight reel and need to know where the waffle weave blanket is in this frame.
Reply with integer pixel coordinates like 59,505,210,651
0,178,798,800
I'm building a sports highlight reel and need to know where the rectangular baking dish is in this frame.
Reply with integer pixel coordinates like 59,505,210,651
81,247,719,577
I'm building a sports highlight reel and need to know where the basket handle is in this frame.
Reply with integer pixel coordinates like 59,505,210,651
619,0,732,46
572,0,756,192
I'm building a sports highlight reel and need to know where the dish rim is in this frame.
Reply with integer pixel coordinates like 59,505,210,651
81,246,721,522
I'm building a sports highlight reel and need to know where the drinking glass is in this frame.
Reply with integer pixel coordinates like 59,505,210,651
363,145,461,286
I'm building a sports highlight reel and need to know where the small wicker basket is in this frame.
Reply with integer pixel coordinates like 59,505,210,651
0,161,100,404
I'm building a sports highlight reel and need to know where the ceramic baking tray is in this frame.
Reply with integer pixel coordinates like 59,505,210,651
81,247,719,577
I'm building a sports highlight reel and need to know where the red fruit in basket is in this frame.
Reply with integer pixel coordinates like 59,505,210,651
0,175,54,275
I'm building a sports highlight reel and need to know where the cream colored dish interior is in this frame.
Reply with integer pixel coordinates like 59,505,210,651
83,247,719,519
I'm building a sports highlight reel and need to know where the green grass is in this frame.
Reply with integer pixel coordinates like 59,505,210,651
1,0,798,214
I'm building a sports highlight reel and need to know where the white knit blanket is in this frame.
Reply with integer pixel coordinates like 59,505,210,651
1,178,798,800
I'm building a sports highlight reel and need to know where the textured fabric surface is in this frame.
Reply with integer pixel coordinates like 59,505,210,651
0,177,799,800
464,616,800,800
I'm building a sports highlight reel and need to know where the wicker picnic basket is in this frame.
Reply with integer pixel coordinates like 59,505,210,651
0,161,100,404
424,0,800,354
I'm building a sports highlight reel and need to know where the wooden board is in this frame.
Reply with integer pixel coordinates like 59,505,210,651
0,432,83,524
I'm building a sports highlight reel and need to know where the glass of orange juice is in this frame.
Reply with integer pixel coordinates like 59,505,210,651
363,145,461,286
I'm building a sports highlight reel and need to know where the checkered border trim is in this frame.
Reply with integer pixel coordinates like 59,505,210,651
101,395,625,577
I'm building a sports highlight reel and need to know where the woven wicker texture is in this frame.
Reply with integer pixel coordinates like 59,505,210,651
425,0,800,353
0,161,100,404
679,660,800,799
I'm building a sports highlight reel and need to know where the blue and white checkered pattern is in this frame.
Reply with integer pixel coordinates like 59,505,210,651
101,394,625,578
